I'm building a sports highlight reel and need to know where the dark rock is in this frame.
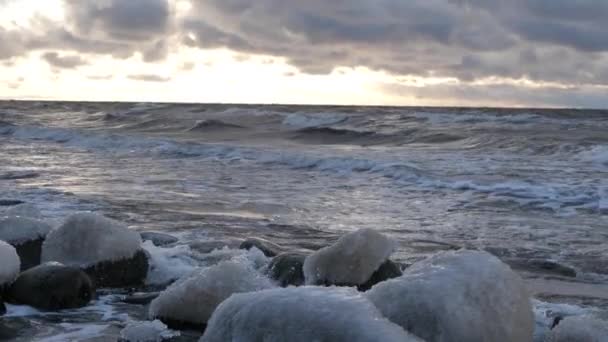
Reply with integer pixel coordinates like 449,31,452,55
156,317,207,332
122,292,160,305
0,297,5,316
239,238,282,257
140,232,178,247
506,259,577,278
13,237,44,271
84,249,149,288
0,200,24,206
8,263,95,310
358,260,403,291
269,253,307,287
551,316,564,329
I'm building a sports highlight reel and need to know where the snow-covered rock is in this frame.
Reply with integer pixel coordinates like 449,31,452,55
200,286,422,342
41,213,148,287
3,204,43,219
303,228,396,286
548,315,608,342
119,320,180,342
0,240,20,287
366,250,534,342
0,216,53,270
149,260,274,329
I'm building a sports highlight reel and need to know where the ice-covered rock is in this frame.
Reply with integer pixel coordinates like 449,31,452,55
41,213,148,287
0,240,20,287
0,216,53,270
119,320,180,342
3,203,43,219
268,252,307,287
366,250,534,342
303,228,396,286
8,262,95,310
358,259,403,291
200,286,422,342
149,260,274,329
548,315,608,342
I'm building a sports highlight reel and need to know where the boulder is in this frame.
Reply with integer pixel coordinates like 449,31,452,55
201,286,422,342
268,252,307,287
140,232,178,247
41,213,148,288
149,260,274,330
0,216,52,271
119,320,179,342
303,228,396,286
366,250,534,342
358,259,403,291
0,298,5,316
0,240,20,289
239,238,283,257
8,263,95,310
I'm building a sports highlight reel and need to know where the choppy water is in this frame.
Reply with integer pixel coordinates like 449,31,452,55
1,101,607,340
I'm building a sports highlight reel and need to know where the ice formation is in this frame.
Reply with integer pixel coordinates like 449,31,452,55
149,260,274,325
0,240,20,285
200,286,422,342
366,250,534,342
548,315,608,342
119,320,180,342
3,204,43,219
303,228,396,285
0,216,52,245
41,212,142,267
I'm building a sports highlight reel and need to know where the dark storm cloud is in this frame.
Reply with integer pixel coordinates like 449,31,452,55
2,0,608,104
42,52,88,68
128,74,171,82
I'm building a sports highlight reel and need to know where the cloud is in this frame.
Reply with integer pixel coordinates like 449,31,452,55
42,51,88,68
127,74,171,82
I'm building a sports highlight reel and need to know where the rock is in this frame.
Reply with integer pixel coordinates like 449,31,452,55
149,260,274,330
84,249,149,288
122,292,160,305
201,286,422,342
0,217,52,271
548,315,608,341
366,250,534,342
41,213,148,288
0,297,5,316
358,259,403,291
8,263,95,310
303,228,396,286
239,238,283,257
268,252,307,287
4,204,43,219
0,240,20,288
140,232,178,247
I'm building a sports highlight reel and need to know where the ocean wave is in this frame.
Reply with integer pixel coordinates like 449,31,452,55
187,119,243,132
578,145,608,167
282,112,348,129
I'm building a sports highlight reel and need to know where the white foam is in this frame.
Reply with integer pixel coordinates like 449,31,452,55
149,260,274,325
36,324,109,342
579,144,608,168
548,315,608,342
366,250,534,342
142,241,200,285
282,112,347,129
120,320,180,342
304,228,396,285
0,216,52,245
0,240,20,285
41,212,142,267
201,286,422,342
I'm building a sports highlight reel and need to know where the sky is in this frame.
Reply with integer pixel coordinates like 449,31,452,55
1,0,608,108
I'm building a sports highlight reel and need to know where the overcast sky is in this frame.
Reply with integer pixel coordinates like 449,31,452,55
1,0,607,108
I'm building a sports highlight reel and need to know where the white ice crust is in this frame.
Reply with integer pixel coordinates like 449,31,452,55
200,286,422,342
119,320,180,342
3,204,43,219
0,240,20,286
366,249,534,342
548,315,608,342
0,216,52,245
149,260,274,324
41,212,142,267
303,228,396,285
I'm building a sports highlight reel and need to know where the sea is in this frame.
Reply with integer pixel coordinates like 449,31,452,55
1,101,607,341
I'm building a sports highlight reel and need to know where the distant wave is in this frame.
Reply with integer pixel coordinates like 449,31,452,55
187,119,243,132
282,112,348,129
289,127,381,145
